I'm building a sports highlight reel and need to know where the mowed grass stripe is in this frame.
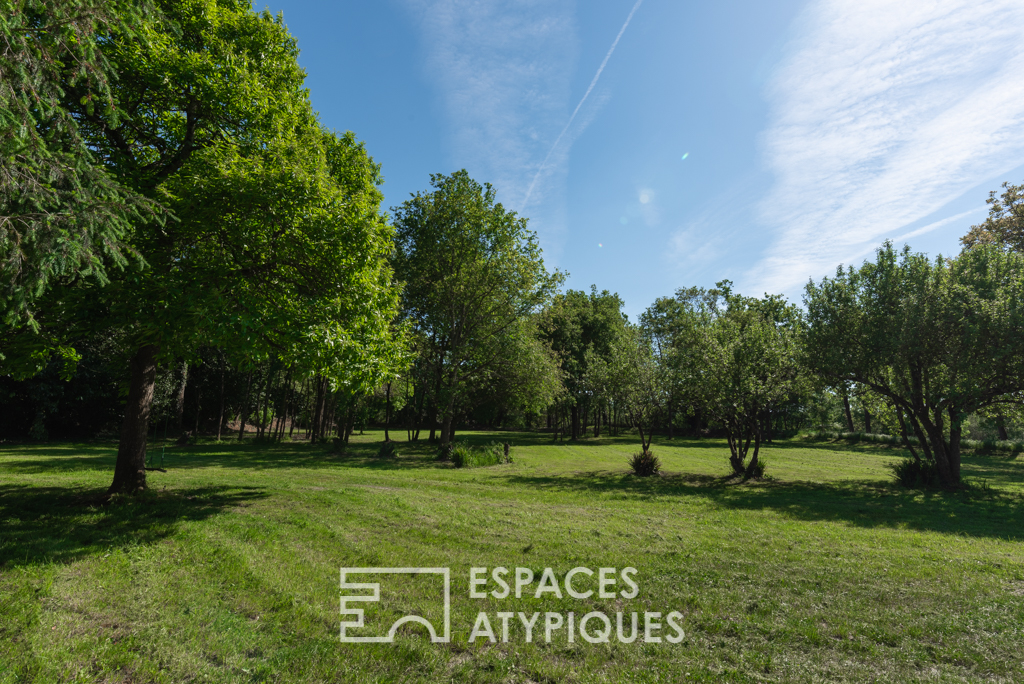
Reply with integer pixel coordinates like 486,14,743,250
1,431,1023,683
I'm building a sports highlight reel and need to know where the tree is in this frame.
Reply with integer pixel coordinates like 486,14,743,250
603,324,664,454
803,242,1024,487
682,288,803,477
10,1,403,494
1,0,161,328
538,287,626,439
960,181,1024,252
392,170,562,447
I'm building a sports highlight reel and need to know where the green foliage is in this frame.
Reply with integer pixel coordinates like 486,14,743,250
667,284,804,476
628,449,661,476
483,441,514,464
804,242,1024,487
888,457,943,489
0,0,162,327
538,286,626,437
446,441,512,468
392,170,563,445
377,440,399,458
447,442,469,467
602,324,664,452
960,180,1024,252
745,456,768,479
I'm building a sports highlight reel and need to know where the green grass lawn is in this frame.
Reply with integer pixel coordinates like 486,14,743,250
2,431,1023,683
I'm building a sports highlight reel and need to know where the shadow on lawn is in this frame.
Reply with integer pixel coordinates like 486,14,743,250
0,484,268,568
500,471,1024,541
0,439,447,474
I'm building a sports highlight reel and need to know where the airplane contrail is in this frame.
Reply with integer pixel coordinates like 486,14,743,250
522,0,645,208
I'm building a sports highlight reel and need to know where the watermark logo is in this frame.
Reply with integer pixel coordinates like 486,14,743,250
339,567,451,643
339,566,684,645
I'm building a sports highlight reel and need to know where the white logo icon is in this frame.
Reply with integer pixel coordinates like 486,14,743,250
339,567,451,643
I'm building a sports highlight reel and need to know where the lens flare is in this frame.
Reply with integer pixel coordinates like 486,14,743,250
681,152,689,160
598,243,603,247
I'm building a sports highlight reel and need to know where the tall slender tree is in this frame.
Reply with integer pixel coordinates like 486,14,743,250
392,170,562,447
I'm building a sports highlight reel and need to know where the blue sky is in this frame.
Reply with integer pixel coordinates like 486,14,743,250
263,0,1024,319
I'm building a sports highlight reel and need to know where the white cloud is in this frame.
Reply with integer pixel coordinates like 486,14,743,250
401,0,577,250
748,0,1024,295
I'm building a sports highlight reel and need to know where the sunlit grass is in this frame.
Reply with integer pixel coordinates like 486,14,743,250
2,431,1022,683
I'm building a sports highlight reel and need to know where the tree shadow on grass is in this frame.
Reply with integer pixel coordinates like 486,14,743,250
0,484,268,569
498,470,1024,541
0,439,446,474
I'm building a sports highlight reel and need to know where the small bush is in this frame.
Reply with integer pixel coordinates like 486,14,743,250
447,441,514,468
888,457,942,488
629,450,661,477
378,441,399,458
746,458,768,479
436,443,454,462
801,430,907,446
484,441,514,465
962,438,1024,455
449,443,473,468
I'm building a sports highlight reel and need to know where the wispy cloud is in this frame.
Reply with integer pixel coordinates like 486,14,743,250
748,0,1024,296
401,0,576,224
523,0,645,208
403,1,643,260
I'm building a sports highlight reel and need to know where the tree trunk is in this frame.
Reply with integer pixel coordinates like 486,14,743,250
842,389,855,433
258,368,274,439
310,376,324,443
997,412,1009,441
174,361,188,434
864,408,872,435
253,367,267,439
726,431,744,475
440,412,453,448
570,404,579,440
217,355,226,442
384,381,392,441
109,344,159,495
344,400,355,444
193,386,202,437
744,430,763,478
238,370,252,441
667,400,674,440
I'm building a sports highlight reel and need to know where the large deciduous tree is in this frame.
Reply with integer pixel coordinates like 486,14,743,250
12,0,403,494
392,170,562,447
803,242,1024,487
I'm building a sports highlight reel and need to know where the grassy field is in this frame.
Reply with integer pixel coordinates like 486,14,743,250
2,431,1023,683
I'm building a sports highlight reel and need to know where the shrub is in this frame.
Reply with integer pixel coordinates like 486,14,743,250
449,443,473,468
447,441,514,468
962,438,1024,455
629,450,661,477
888,457,942,488
484,441,514,465
802,430,908,446
746,458,768,479
436,443,453,462
378,441,399,458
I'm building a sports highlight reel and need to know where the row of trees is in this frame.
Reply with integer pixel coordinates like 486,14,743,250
4,2,1024,491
